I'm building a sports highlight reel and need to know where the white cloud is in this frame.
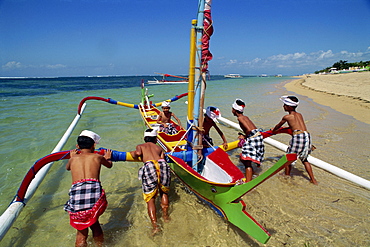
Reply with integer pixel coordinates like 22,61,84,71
2,61,22,70
219,47,370,74
226,59,237,65
2,61,67,70
45,64,67,69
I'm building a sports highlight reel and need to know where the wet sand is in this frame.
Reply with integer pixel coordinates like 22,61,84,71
285,72,370,124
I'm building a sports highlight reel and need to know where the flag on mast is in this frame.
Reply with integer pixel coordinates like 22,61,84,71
201,0,213,72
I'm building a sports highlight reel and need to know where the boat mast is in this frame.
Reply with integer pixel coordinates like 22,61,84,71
186,0,207,171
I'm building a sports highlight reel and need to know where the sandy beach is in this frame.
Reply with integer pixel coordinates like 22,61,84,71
285,72,370,124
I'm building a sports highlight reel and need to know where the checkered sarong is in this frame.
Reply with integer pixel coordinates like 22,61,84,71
64,179,103,213
287,131,312,161
138,159,171,201
159,123,178,135
240,129,265,164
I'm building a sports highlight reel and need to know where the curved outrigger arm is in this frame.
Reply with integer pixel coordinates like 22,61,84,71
77,93,188,115
13,149,141,204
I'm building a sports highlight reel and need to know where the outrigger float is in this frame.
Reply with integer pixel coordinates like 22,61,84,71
147,72,189,85
1,0,370,244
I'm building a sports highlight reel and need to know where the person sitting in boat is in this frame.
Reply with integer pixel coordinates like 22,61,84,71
130,129,171,235
232,99,265,182
271,95,318,184
157,101,182,135
64,130,112,247
201,106,228,150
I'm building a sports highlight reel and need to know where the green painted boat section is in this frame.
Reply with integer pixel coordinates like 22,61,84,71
167,153,297,244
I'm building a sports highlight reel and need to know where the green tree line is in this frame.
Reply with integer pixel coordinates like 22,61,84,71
315,60,370,74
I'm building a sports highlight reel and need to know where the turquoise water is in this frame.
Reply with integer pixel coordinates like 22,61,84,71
0,76,369,246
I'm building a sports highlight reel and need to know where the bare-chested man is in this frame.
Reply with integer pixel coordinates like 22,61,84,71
130,129,171,235
157,101,182,135
232,99,264,182
202,106,228,150
65,130,112,247
272,95,318,185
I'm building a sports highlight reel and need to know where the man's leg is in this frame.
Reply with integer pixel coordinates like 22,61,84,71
241,160,253,182
147,197,161,235
90,221,104,247
75,228,88,247
160,192,170,222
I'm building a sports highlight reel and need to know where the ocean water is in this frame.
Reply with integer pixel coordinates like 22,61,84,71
0,76,369,246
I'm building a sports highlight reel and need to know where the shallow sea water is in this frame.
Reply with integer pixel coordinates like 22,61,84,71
0,76,369,246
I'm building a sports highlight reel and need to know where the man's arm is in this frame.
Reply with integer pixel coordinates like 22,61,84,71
102,149,113,168
272,118,287,133
172,113,182,127
66,149,79,170
157,112,163,124
130,145,142,159
160,148,165,159
213,124,228,149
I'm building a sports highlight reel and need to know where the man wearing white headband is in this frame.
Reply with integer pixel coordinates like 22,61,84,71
202,106,228,150
161,101,171,107
232,98,245,113
79,130,101,144
280,95,299,107
130,129,171,235
272,95,318,185
231,99,265,182
64,130,112,246
157,101,182,135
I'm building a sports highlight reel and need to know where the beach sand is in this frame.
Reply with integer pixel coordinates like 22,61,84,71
285,72,370,124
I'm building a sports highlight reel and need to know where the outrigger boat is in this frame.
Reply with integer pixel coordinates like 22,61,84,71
147,72,189,84
3,0,369,244
0,0,295,244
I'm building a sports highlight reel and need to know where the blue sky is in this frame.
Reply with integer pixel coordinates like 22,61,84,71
1,0,370,77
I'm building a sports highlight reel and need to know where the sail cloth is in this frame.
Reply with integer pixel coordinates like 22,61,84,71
201,0,213,72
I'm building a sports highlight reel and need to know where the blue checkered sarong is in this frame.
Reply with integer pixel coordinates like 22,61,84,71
240,129,265,164
287,131,312,161
159,123,178,135
64,179,103,213
138,159,171,194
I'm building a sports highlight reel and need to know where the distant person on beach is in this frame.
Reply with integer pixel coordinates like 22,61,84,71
64,130,112,247
272,95,318,185
202,106,228,150
232,99,265,182
157,101,182,135
130,129,171,235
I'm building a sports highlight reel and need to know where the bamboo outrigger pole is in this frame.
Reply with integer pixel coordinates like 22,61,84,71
0,104,87,241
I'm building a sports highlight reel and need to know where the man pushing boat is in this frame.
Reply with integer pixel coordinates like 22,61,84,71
272,95,318,185
64,130,112,247
202,106,228,150
232,99,265,182
130,129,171,235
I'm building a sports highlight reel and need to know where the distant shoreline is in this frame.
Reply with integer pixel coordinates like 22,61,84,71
284,72,370,124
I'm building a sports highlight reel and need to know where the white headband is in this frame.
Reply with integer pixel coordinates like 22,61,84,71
144,129,157,137
162,101,170,107
206,106,221,120
79,130,101,144
232,99,245,112
280,95,299,106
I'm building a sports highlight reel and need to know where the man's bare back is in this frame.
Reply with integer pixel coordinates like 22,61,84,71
133,142,164,162
237,115,257,135
67,149,112,183
273,111,307,133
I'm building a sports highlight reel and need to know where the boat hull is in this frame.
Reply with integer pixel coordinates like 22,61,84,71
168,152,297,244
